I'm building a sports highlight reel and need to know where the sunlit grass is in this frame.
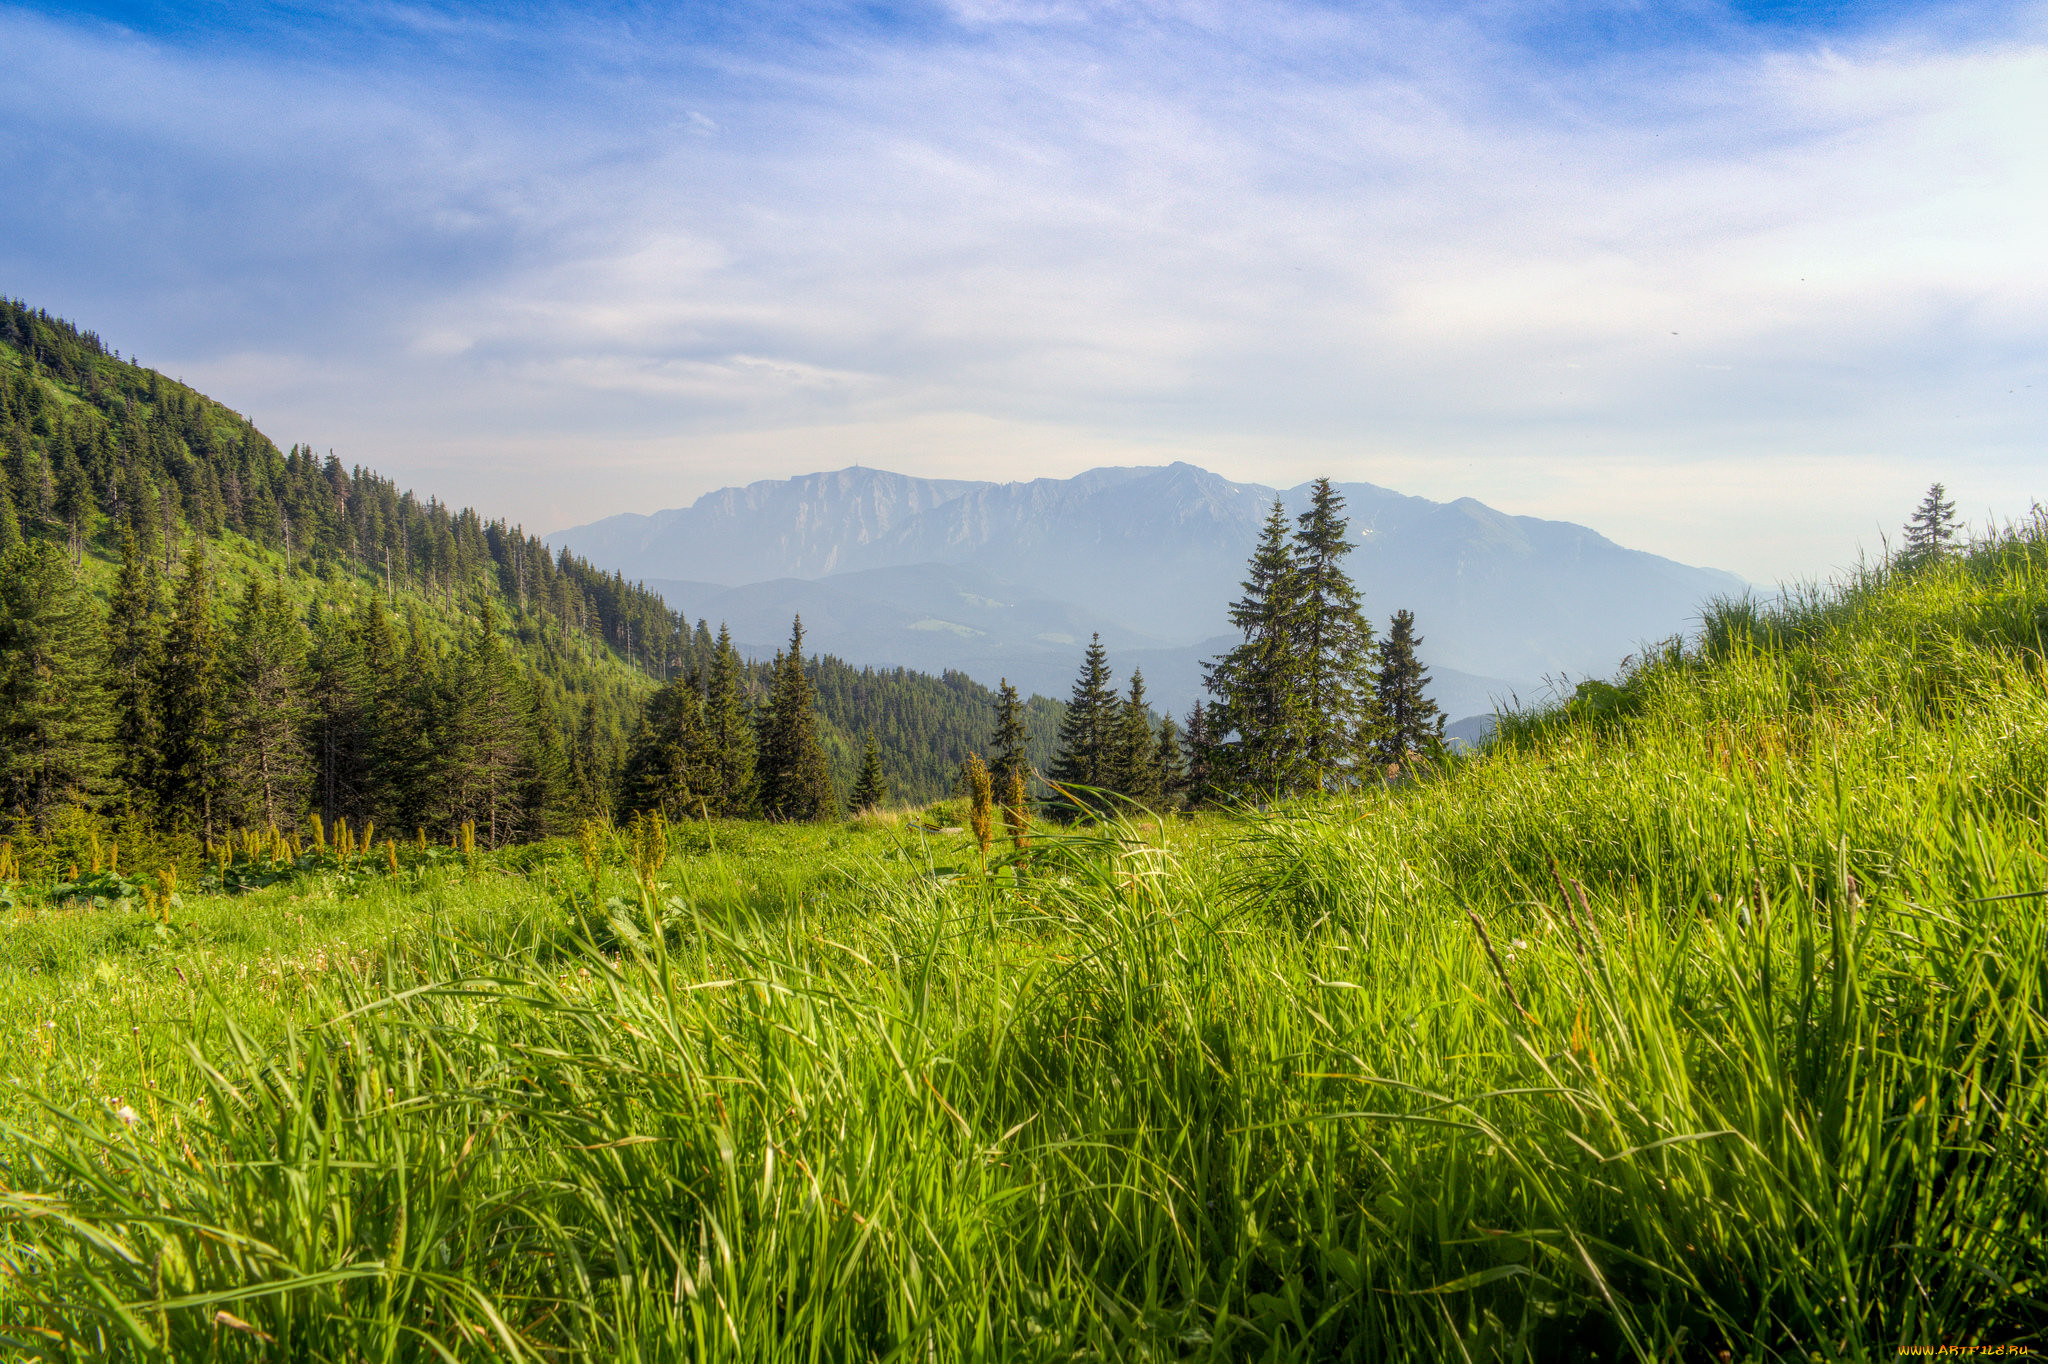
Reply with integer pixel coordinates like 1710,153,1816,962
4,528,2046,1359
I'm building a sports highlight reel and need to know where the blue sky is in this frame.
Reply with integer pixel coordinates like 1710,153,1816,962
4,0,2042,579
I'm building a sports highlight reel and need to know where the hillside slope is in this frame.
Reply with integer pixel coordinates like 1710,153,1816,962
0,301,1061,816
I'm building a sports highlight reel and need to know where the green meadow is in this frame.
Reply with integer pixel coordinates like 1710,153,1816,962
4,525,2046,1360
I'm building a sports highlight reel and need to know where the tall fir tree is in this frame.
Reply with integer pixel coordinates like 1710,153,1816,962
106,529,163,813
569,696,617,819
443,599,535,846
849,728,888,814
154,540,225,835
619,669,711,820
1050,633,1117,800
1107,669,1163,806
1373,609,1445,770
1204,501,1309,796
1181,700,1216,809
1154,714,1185,808
990,678,1030,791
221,579,311,831
1290,478,1378,788
1902,483,1960,565
701,623,757,816
755,617,836,821
0,542,114,832
305,603,377,832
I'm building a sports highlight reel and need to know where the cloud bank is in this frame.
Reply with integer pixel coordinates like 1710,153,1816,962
3,0,2043,579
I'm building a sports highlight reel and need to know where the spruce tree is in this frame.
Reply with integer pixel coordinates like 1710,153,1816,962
1902,483,1960,565
222,579,311,830
620,669,710,819
521,687,573,840
1373,609,1445,771
0,542,114,831
305,604,376,832
106,529,163,812
1108,669,1163,806
155,540,225,835
990,679,1030,791
1204,501,1309,797
1291,478,1377,788
702,623,756,816
1181,701,1216,809
755,617,836,821
1154,714,1185,808
849,728,888,814
1050,633,1116,801
569,697,616,819
444,599,534,846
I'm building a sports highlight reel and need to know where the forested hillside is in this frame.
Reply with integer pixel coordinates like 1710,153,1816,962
0,300,1061,853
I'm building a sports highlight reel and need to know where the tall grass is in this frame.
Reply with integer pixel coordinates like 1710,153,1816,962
4,530,2046,1359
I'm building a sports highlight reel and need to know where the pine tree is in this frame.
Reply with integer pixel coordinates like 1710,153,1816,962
443,599,534,846
619,670,710,820
1050,633,1116,803
1291,478,1377,789
702,623,756,816
1902,483,1960,565
1154,714,1185,808
305,603,377,832
0,542,114,831
154,540,225,835
1181,701,1216,809
1373,609,1444,771
755,617,836,821
569,697,616,819
521,687,573,840
849,728,888,814
106,529,163,812
990,679,1030,791
1108,669,1163,806
222,578,311,830
1204,501,1309,797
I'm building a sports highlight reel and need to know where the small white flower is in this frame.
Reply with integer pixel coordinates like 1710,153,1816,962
116,1104,140,1127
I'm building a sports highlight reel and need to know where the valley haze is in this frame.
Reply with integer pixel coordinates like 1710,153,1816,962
550,462,1747,722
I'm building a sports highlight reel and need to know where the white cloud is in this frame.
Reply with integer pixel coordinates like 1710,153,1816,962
1,2,2042,579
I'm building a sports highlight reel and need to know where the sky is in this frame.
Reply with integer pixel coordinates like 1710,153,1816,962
3,0,2043,582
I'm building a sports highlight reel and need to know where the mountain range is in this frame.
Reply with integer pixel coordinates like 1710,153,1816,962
550,463,1748,722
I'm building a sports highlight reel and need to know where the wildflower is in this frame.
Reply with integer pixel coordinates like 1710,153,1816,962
116,1104,140,1127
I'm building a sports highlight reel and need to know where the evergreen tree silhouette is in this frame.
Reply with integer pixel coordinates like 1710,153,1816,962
849,728,888,814
1902,483,1960,566
222,578,310,831
0,541,113,831
154,541,225,835
1205,501,1308,796
1373,609,1445,771
106,529,163,814
991,679,1030,791
1291,478,1378,788
1051,633,1116,805
756,617,836,821
1108,669,1163,806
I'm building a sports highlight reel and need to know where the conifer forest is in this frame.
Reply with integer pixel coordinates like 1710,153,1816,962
4,300,2045,1360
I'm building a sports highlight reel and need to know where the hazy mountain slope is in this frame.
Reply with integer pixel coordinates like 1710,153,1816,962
553,461,1746,712
562,467,980,584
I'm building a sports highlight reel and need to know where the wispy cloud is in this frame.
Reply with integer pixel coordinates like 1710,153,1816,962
3,0,2042,578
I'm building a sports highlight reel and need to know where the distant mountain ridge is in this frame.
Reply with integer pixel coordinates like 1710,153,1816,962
552,463,1746,719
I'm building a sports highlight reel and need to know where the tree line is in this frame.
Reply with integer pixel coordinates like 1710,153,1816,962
1042,478,1444,811
0,303,1077,867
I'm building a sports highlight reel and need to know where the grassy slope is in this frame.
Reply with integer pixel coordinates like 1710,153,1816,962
3,528,2045,1359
